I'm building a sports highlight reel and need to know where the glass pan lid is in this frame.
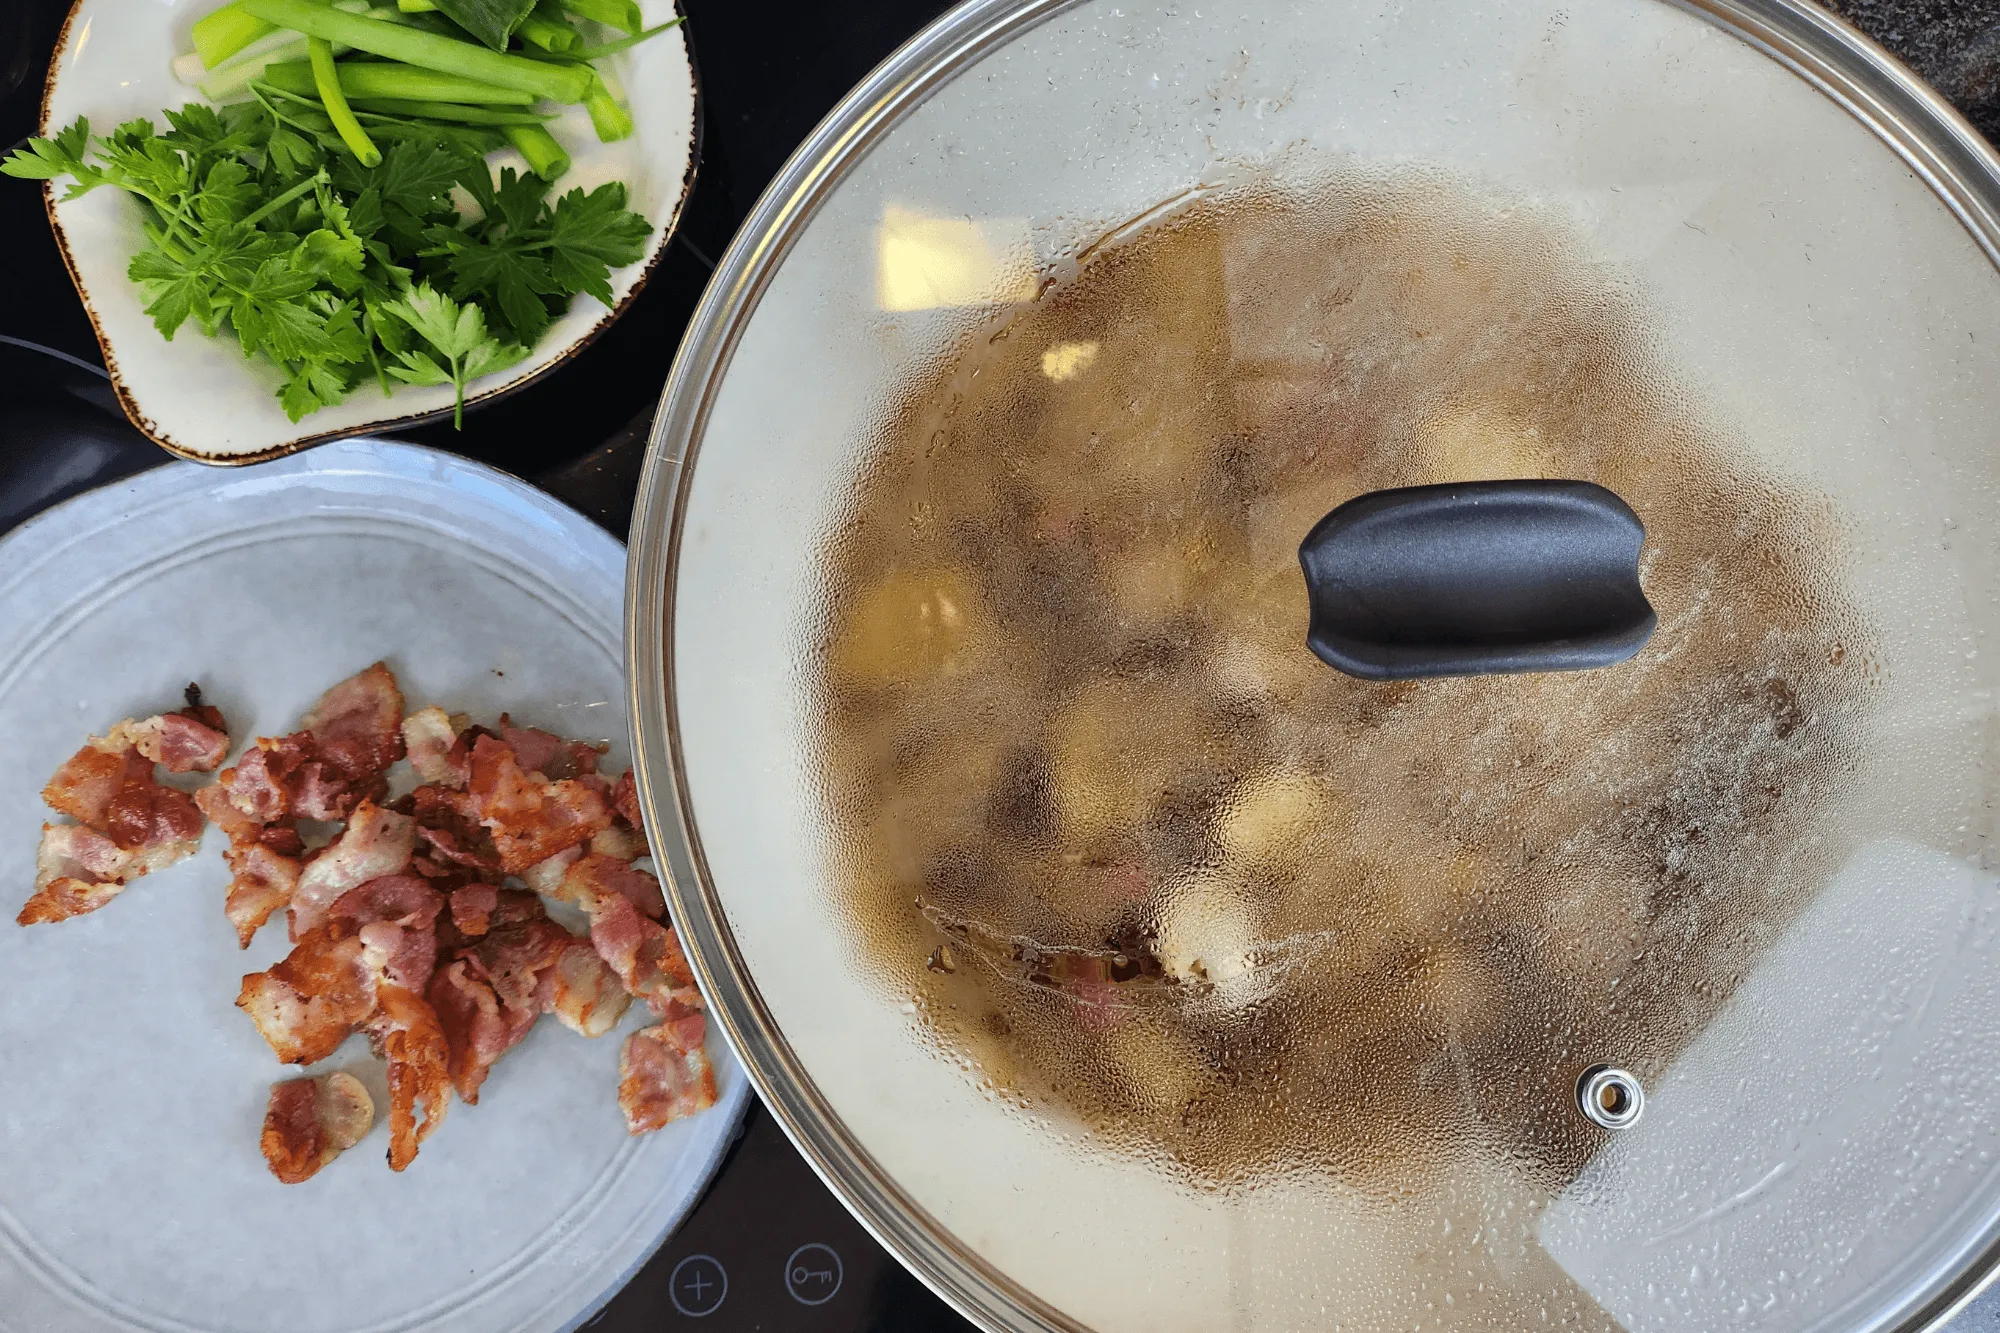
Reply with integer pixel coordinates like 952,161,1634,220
627,1,2000,1329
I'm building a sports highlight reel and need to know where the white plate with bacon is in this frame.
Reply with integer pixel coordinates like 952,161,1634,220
0,439,748,1333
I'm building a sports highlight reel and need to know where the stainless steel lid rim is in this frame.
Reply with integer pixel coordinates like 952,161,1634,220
1678,0,2000,268
625,5,1094,1325
624,2,2000,1330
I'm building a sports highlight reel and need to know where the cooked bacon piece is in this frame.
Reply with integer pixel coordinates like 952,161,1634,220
370,984,450,1171
428,960,537,1104
619,1020,718,1133
651,996,708,1056
104,769,203,854
224,842,303,948
261,1071,374,1185
583,885,694,1013
402,707,467,787
449,883,498,937
19,823,141,924
119,710,230,774
543,852,696,1016
544,937,631,1038
238,923,378,1065
261,824,305,856
291,762,366,822
19,798,203,926
462,895,573,1015
334,875,444,994
520,844,583,896
498,716,563,775
195,782,260,844
178,683,228,737
466,735,611,873
302,662,406,789
590,821,647,863
207,734,313,828
563,850,666,921
610,769,644,834
42,742,149,828
410,784,503,876
289,800,416,939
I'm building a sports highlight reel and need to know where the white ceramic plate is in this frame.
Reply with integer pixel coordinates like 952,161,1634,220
38,0,698,462
0,439,747,1333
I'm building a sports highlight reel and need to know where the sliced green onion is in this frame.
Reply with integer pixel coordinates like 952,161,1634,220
350,97,556,124
259,58,538,105
191,1,276,69
517,13,577,52
582,79,632,142
310,36,382,166
397,0,439,9
502,124,570,180
557,0,641,36
239,0,597,102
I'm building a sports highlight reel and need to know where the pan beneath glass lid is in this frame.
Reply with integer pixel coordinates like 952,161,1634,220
628,1,2000,1330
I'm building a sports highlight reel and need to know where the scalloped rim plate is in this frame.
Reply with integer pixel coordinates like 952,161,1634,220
37,0,698,463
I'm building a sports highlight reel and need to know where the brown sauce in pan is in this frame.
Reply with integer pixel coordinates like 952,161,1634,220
810,170,1874,1193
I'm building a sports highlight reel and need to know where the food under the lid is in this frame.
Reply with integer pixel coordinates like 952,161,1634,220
813,170,1878,1198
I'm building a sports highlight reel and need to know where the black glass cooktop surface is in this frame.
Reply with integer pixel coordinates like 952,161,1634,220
9,2,2000,1330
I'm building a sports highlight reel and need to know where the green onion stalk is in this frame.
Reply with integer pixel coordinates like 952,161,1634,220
239,0,597,102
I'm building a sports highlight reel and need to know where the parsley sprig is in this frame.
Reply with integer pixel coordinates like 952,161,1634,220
3,101,653,425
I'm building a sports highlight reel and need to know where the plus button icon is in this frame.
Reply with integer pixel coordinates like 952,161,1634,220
668,1254,729,1318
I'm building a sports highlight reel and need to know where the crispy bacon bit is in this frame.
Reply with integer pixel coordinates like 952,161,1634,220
545,938,631,1038
291,762,364,822
211,737,308,826
22,813,200,925
302,662,406,789
196,782,260,844
610,769,644,834
410,784,503,875
590,822,647,862
428,960,537,1104
335,875,444,994
450,883,499,937
520,844,583,896
371,984,450,1171
563,850,666,921
498,715,564,775
289,801,416,939
42,742,150,829
467,735,611,873
462,895,573,1015
105,770,203,853
261,1071,374,1184
619,1021,718,1133
224,842,303,948
579,883,697,1014
119,710,231,774
402,707,466,787
238,923,378,1065
19,824,139,924
261,824,306,856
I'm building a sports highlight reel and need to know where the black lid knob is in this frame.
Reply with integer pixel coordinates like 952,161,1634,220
1297,480,1656,681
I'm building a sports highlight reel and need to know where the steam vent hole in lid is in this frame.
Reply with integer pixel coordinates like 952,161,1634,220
811,165,1873,1289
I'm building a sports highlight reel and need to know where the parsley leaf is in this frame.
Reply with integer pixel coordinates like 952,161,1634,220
379,281,527,427
545,181,650,305
1,117,106,197
5,102,650,427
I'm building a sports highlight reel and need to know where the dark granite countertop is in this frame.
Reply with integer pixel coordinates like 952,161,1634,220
1827,1,2000,143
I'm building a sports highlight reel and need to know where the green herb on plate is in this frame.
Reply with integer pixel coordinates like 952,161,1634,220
3,0,681,426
